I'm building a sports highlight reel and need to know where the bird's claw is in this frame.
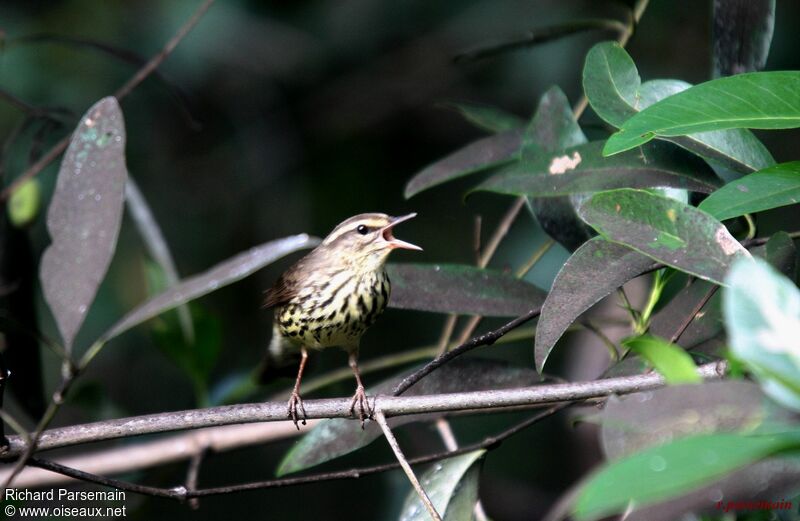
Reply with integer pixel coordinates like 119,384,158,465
349,385,373,429
287,391,307,429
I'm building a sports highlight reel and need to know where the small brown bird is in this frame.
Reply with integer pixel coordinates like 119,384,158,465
263,213,421,428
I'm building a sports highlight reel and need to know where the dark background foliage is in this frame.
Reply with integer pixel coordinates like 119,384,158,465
1,1,800,519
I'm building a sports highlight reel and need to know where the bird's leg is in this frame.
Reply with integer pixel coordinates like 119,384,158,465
287,348,309,429
348,352,373,428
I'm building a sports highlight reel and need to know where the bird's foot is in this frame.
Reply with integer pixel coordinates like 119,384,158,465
287,391,307,430
349,385,373,428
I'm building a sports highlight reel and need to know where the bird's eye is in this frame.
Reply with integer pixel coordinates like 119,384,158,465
356,224,370,235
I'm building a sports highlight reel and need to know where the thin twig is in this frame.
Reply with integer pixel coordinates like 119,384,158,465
478,198,526,268
668,285,720,345
184,449,206,510
0,0,216,202
376,410,442,521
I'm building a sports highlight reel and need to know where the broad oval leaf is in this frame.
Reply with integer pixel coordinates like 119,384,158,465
474,140,720,198
573,429,800,521
724,257,800,411
621,335,701,384
578,189,750,285
398,450,485,521
277,359,540,476
713,0,775,77
387,263,545,317
40,97,128,351
99,234,318,343
404,130,522,198
583,42,774,173
446,101,525,133
535,237,656,372
604,71,800,155
698,161,800,221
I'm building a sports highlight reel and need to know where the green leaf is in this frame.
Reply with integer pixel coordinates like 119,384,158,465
765,231,797,281
398,450,485,521
99,234,319,343
578,189,749,285
535,237,656,372
648,279,722,349
40,97,128,352
713,0,775,77
404,130,522,198
445,101,525,133
7,178,41,228
724,257,800,411
604,71,800,155
474,140,720,198
583,42,774,173
698,161,800,221
387,263,545,317
622,335,701,384
573,430,800,521
277,359,538,476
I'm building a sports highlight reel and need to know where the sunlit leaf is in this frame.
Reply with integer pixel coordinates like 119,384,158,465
446,102,525,133
622,335,701,384
277,359,540,476
578,189,749,285
398,450,485,521
387,263,545,317
713,0,775,77
573,429,800,521
404,130,522,198
583,42,774,173
40,97,127,351
698,161,800,221
535,237,655,372
99,234,318,343
604,72,800,155
724,257,800,411
474,140,720,197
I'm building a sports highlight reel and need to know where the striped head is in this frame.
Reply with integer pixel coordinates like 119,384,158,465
319,213,422,272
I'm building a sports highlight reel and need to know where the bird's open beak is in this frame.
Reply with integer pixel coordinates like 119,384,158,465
382,213,422,251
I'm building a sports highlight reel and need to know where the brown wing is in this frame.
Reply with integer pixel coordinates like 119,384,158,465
263,273,297,308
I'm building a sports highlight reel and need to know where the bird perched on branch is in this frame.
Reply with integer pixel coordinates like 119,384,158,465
262,213,421,428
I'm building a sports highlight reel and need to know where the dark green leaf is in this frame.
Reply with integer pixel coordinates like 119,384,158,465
724,257,800,411
523,86,594,251
535,237,656,371
622,335,701,384
387,263,545,317
604,72,800,155
698,161,800,221
398,450,485,521
445,102,525,133
404,130,522,198
277,359,540,476
766,231,797,281
583,42,774,173
40,97,127,351
713,0,775,77
578,189,749,284
474,140,720,197
573,430,800,521
99,234,318,343
648,280,722,349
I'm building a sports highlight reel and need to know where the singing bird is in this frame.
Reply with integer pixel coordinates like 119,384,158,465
263,213,421,428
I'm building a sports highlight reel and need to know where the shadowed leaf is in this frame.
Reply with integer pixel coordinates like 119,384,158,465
648,280,722,349
40,97,127,351
535,237,656,372
765,231,797,281
604,72,800,155
404,130,522,198
277,359,540,476
387,263,545,317
578,189,749,285
445,102,525,133
622,335,701,384
474,140,720,197
99,234,318,343
583,42,774,173
713,0,775,77
398,450,485,521
698,161,800,221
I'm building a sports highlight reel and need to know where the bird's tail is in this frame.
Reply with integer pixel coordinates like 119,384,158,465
256,322,302,383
